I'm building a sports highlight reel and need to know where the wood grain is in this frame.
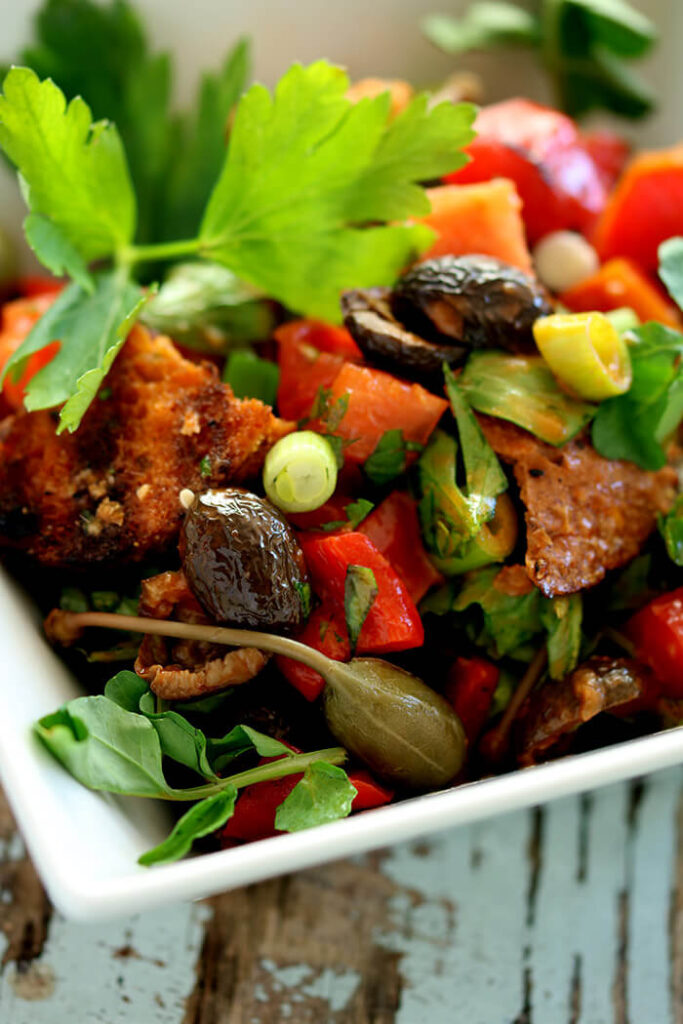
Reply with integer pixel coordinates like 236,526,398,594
0,770,681,1023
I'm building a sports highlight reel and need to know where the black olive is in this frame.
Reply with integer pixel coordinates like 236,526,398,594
180,488,308,632
341,287,466,380
392,254,553,353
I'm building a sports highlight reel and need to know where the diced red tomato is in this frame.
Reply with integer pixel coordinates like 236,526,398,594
16,276,65,299
593,144,683,276
358,491,443,603
220,764,393,843
322,362,447,464
560,257,680,329
275,319,362,421
581,130,631,190
627,588,683,698
444,657,500,743
445,99,608,244
0,294,60,411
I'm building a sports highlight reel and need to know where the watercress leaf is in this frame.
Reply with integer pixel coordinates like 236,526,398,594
274,762,357,832
1,270,147,433
540,594,582,680
138,787,237,866
0,67,136,259
207,724,293,773
59,585,88,613
660,495,683,567
104,670,149,713
459,351,596,446
35,695,172,797
163,38,250,240
199,61,475,320
659,237,683,309
344,565,378,655
23,213,94,293
364,429,416,485
223,350,279,405
422,3,540,53
592,322,683,469
138,691,217,779
566,0,656,60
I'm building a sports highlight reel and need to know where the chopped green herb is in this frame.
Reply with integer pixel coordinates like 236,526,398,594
540,594,582,680
344,564,378,655
322,498,375,532
223,350,279,405
364,429,421,485
199,455,212,478
293,580,313,620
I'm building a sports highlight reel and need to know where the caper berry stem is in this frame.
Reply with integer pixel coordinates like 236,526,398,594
48,609,337,678
481,646,548,764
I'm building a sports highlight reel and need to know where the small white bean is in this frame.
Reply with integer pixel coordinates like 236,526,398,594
533,230,600,294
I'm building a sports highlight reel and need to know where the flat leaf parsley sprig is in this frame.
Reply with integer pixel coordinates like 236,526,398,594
0,61,475,433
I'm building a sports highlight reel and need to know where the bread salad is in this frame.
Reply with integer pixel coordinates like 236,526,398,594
0,0,681,866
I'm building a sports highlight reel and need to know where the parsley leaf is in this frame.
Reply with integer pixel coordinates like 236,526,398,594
199,61,476,319
0,67,136,259
274,762,357,833
24,213,94,293
364,429,421,485
322,498,375,532
592,322,683,469
1,270,147,433
344,564,378,655
423,0,656,119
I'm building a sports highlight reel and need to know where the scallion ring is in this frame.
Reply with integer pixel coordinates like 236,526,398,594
533,311,632,402
263,430,338,513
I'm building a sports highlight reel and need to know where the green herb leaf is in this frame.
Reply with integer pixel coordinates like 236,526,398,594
592,322,683,469
139,788,237,866
1,270,146,433
274,761,357,832
59,585,89,613
138,691,218,779
344,565,378,656
207,724,294,774
422,3,539,53
103,670,149,713
659,495,683,567
322,498,375,532
540,594,582,680
35,695,173,797
223,350,279,405
162,38,250,240
0,67,136,260
293,579,313,619
23,213,94,293
459,351,596,446
452,567,543,659
364,429,420,485
659,237,683,309
198,61,475,320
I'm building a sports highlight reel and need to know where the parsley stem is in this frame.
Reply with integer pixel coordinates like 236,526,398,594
165,746,348,801
121,237,202,267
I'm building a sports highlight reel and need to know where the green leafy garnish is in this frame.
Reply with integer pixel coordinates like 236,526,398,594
321,498,375,532
459,351,596,446
423,0,657,119
223,350,279,406
0,58,474,431
138,790,237,866
659,495,683,567
592,322,683,470
364,429,422,485
274,762,357,833
540,594,582,680
344,565,378,655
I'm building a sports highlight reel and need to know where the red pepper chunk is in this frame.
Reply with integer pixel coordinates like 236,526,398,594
275,319,362,421
627,588,683,698
276,603,349,701
444,657,500,743
358,491,443,604
0,294,60,411
220,763,394,843
323,363,448,463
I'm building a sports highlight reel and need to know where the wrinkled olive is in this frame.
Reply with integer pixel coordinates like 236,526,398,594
180,488,308,632
341,287,466,380
323,658,466,789
392,254,553,353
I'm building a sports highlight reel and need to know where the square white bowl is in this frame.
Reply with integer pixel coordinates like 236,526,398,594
3,566,683,921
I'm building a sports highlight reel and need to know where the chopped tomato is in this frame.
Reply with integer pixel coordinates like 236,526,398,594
593,144,683,276
627,588,683,698
560,257,680,329
275,319,362,421
445,99,608,244
322,362,447,464
220,763,393,843
16,276,65,299
0,293,60,411
420,180,533,272
358,491,443,603
444,657,500,743
581,130,631,190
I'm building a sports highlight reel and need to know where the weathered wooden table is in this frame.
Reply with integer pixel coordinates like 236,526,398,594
0,766,681,1023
